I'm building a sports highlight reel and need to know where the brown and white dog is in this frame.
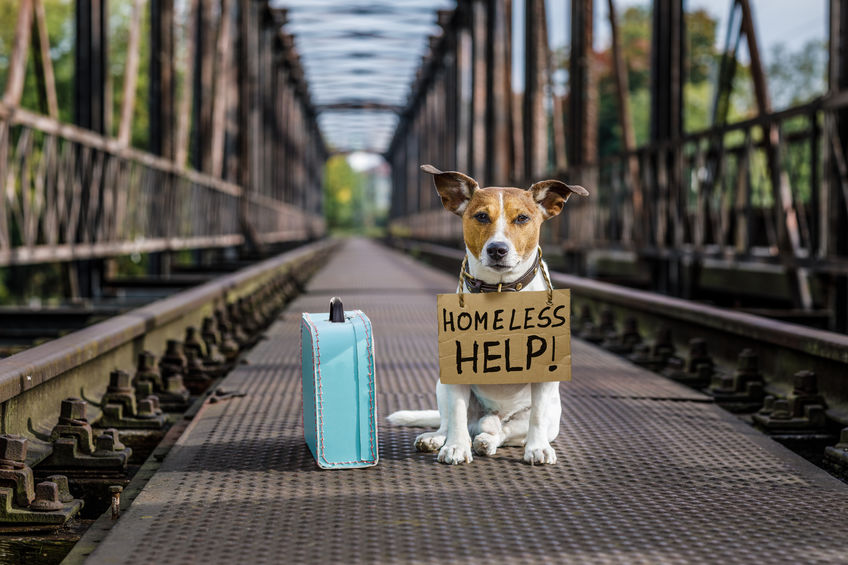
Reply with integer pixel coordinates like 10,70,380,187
387,164,588,465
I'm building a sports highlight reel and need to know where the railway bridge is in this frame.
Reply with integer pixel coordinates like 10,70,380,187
0,1,846,563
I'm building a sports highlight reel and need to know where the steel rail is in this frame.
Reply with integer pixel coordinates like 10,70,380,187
0,239,339,441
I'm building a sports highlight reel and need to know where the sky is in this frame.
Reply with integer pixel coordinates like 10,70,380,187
512,0,828,94
596,0,827,53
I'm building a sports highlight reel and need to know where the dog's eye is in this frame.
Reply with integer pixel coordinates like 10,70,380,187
514,214,530,225
473,212,491,224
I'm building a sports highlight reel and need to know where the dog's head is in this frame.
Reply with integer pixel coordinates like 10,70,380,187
421,164,588,277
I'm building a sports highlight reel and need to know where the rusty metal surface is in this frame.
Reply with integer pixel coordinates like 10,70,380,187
85,238,848,565
0,239,336,405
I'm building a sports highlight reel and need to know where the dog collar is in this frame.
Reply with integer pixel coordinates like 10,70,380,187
461,251,541,293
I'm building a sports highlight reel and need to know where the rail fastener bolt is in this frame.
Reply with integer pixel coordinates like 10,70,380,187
110,485,123,520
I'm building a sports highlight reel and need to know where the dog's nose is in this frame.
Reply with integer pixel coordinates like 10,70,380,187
486,242,509,260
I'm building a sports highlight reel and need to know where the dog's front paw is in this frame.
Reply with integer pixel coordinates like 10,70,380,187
414,431,446,453
472,433,498,456
523,442,557,465
437,442,473,465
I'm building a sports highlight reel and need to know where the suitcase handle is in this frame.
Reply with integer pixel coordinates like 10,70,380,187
329,296,345,323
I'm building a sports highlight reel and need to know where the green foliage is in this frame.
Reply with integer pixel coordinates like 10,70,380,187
323,155,366,232
0,0,75,120
598,5,823,154
767,39,827,109
109,0,151,148
0,0,151,149
685,9,718,84
618,6,651,92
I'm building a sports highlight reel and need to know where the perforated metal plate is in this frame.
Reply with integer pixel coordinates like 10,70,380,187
86,239,848,564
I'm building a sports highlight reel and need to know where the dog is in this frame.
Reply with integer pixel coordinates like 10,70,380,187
387,164,589,465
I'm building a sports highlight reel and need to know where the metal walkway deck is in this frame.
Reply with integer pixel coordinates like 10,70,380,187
85,238,848,565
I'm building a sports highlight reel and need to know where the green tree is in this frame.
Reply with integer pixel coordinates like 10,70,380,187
323,155,366,232
686,9,718,84
767,39,827,110
109,0,151,148
0,0,152,149
0,0,75,121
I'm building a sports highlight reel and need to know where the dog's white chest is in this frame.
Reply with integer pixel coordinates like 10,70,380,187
471,383,531,415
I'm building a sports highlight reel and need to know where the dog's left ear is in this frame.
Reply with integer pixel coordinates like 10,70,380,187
528,180,589,220
421,164,479,216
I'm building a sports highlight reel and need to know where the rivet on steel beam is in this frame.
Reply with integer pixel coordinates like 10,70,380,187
793,370,818,395
708,349,765,412
662,337,713,387
0,441,82,524
30,481,64,512
0,434,27,470
603,316,641,354
753,369,828,433
94,429,127,456
651,326,675,361
135,351,163,389
160,340,188,379
135,351,189,410
201,316,221,348
183,350,213,395
184,326,207,359
45,475,74,503
824,428,848,477
686,338,712,373
599,308,616,335
59,398,88,425
760,395,776,415
769,399,792,420
108,369,133,393
0,434,35,508
136,398,157,418
51,398,96,455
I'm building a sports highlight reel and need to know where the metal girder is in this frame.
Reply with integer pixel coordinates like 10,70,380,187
316,102,404,113
650,0,683,142
279,0,453,152
829,0,848,330
74,0,108,134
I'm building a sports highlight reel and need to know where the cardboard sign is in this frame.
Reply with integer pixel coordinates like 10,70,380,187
437,289,571,385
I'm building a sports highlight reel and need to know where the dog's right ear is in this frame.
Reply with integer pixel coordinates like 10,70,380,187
421,164,478,216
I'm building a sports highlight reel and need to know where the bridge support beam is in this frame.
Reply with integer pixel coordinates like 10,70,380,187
74,0,108,134
485,0,510,186
567,0,595,169
829,0,848,331
648,0,685,298
149,0,175,159
73,0,110,297
149,0,175,276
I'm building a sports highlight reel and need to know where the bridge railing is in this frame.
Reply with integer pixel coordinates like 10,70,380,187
555,98,842,271
0,2,326,268
0,103,322,266
390,94,847,279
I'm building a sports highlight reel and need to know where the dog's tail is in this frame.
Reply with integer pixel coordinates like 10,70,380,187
386,410,441,428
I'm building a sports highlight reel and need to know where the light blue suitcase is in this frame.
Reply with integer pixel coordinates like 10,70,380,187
301,297,378,469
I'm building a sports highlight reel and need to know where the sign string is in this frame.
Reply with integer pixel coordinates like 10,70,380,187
457,247,553,306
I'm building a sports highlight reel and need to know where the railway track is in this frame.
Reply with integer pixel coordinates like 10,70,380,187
0,239,338,562
390,238,848,478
